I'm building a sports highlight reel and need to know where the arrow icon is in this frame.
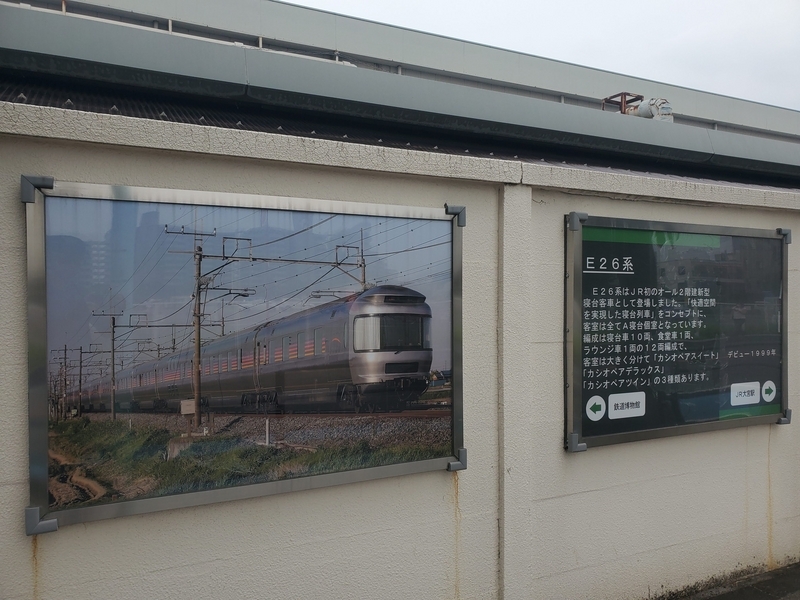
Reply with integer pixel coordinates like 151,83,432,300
762,380,777,402
586,395,606,421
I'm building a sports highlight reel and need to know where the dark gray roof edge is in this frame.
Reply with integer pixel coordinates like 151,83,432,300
2,4,800,181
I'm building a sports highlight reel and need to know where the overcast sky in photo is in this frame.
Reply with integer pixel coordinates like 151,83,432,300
46,199,453,373
283,0,800,111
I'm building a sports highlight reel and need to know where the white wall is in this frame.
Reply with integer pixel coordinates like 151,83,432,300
2,102,800,599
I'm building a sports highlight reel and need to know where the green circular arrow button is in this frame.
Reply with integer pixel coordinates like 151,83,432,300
762,380,776,403
586,395,606,421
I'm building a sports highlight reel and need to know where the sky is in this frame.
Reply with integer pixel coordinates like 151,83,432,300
283,0,800,111
46,198,453,377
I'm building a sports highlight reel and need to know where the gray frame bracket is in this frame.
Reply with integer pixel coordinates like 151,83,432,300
444,204,466,227
20,175,54,204
778,408,792,425
25,506,58,536
567,433,587,453
447,448,467,471
567,211,588,231
778,228,792,244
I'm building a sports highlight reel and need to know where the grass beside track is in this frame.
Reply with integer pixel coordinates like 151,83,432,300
49,418,450,507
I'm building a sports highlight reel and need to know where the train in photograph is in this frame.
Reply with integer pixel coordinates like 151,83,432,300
70,285,435,414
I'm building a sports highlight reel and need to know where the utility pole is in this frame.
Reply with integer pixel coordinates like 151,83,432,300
78,346,83,417
52,373,57,420
62,344,67,421
49,350,67,421
360,228,366,291
193,245,202,427
165,226,217,428
93,311,123,420
110,316,116,421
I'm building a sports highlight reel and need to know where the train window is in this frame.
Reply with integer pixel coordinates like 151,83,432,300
229,351,235,371
314,328,324,355
297,332,305,358
271,339,280,362
305,333,314,357
354,316,380,351
283,336,291,360
354,315,432,351
381,315,431,350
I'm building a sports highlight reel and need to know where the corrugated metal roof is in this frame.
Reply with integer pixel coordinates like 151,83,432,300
0,75,540,158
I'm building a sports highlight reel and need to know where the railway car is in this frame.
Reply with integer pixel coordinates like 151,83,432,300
75,285,433,414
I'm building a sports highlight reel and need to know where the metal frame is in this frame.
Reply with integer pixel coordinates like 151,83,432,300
24,177,465,534
564,212,790,451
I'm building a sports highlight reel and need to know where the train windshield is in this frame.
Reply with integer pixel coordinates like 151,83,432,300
354,315,431,351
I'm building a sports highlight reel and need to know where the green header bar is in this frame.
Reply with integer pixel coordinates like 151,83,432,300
583,227,721,248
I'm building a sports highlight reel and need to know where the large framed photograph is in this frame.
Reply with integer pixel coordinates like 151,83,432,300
25,179,464,533
564,212,790,450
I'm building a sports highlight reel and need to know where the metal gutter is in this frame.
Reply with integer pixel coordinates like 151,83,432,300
1,3,799,181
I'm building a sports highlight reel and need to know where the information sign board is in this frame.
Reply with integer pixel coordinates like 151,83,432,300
565,213,790,450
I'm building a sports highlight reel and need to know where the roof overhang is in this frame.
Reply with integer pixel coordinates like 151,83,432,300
2,2,799,183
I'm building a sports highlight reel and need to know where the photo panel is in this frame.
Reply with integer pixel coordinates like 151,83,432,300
26,182,462,529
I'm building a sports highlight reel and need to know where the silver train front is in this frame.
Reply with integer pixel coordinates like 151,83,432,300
73,285,433,414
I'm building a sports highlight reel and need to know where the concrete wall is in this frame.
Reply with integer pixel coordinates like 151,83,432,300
2,102,800,599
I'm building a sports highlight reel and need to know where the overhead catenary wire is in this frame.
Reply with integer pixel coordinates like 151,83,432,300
61,204,449,377
223,266,338,324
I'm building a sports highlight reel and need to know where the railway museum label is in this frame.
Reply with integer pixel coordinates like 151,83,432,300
24,179,464,533
564,212,790,450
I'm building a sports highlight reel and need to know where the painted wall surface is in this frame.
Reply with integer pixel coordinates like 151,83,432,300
2,103,800,599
